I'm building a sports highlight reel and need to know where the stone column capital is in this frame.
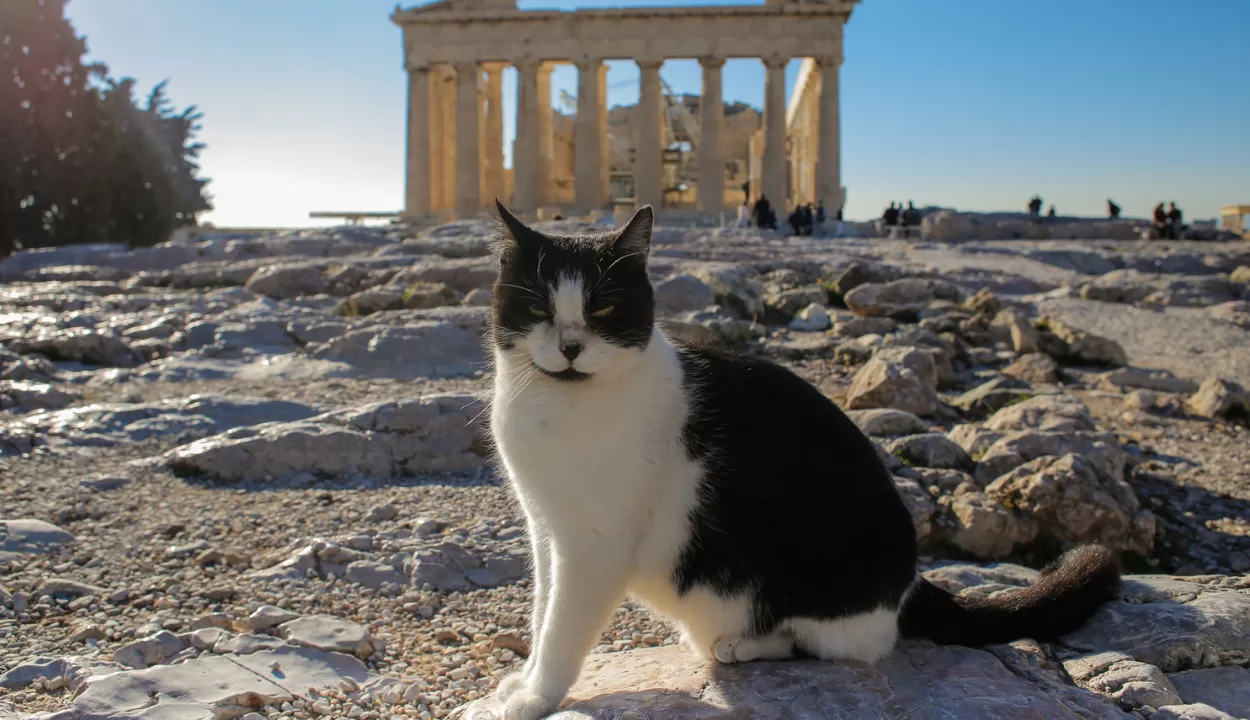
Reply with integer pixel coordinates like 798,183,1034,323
405,61,430,73
813,54,843,68
698,55,726,70
573,55,603,72
762,54,790,70
452,60,480,78
636,57,665,71
514,57,542,74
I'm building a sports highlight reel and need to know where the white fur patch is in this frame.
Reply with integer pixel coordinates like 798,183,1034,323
551,272,585,325
785,608,899,663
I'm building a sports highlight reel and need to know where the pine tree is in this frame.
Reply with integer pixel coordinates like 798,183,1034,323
0,0,212,256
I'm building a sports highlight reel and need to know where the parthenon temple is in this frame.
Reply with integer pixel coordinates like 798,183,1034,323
393,0,859,221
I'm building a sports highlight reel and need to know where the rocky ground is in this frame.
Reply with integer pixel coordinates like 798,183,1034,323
1,217,1249,720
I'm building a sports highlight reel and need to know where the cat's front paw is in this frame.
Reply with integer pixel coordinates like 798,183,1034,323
495,672,528,702
713,635,742,664
499,685,559,720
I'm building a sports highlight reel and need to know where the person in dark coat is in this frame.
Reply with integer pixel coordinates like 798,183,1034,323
1107,199,1121,218
1153,202,1168,237
882,202,900,227
1028,195,1043,216
754,195,773,230
1167,202,1183,240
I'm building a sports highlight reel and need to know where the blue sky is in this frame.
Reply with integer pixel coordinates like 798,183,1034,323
68,0,1249,226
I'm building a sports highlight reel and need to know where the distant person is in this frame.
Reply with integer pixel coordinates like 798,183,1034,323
741,181,750,205
801,204,814,236
753,195,773,230
900,201,921,238
835,206,845,237
1167,202,1183,240
1027,195,1043,216
787,206,801,236
814,202,827,236
1107,199,1121,219
1047,205,1056,218
882,202,900,228
737,202,751,227
1152,202,1168,237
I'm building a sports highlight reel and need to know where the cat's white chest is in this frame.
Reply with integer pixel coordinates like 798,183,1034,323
490,341,694,546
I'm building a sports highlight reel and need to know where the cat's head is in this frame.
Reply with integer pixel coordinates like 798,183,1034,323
490,201,654,382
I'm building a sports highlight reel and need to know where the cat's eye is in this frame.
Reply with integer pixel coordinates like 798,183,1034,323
528,306,550,319
589,305,614,318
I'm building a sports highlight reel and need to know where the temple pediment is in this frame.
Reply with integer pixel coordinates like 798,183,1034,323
397,0,519,18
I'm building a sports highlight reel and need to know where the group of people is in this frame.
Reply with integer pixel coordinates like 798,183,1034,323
736,196,841,237
787,203,828,236
1027,195,1059,218
881,201,922,236
1152,202,1184,239
739,195,777,229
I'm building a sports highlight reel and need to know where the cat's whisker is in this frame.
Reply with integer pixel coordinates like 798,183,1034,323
497,283,542,301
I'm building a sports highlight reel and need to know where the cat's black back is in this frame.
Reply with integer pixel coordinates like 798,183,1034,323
674,346,918,635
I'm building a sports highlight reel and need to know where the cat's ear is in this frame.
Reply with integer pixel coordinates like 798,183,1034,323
612,205,653,259
492,198,528,255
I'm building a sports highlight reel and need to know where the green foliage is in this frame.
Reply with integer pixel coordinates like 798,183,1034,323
0,0,212,257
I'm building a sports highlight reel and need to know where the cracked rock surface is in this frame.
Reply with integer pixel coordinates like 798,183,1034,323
3,222,1249,719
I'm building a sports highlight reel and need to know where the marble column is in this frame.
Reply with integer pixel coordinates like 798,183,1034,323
427,67,445,211
816,55,843,213
482,63,505,207
762,55,788,209
454,61,481,218
634,59,663,209
513,59,541,212
405,65,430,218
574,56,603,212
698,55,725,214
598,64,610,206
537,64,554,205
441,69,456,212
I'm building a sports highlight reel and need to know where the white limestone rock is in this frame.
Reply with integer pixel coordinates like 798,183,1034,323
985,454,1154,555
1166,666,1250,719
278,616,374,659
653,274,716,314
985,394,1096,433
845,409,928,437
1185,378,1249,420
788,303,831,331
0,519,75,561
245,264,327,299
166,393,487,482
1064,651,1182,711
886,433,972,470
1062,577,1250,673
845,346,941,416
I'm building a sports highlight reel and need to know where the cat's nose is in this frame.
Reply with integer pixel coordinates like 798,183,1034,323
560,342,583,361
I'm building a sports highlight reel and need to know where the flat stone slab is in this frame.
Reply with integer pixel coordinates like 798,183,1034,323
30,643,375,720
453,642,1128,719
278,616,374,659
1060,577,1250,672
0,519,74,557
1166,666,1250,718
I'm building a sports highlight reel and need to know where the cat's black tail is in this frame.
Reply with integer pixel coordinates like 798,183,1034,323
898,544,1120,646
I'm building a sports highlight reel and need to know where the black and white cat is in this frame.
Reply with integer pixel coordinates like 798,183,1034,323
486,202,1119,720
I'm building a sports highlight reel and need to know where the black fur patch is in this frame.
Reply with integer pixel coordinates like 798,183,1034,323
674,347,919,635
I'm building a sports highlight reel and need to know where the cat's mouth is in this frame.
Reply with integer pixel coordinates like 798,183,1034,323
534,364,593,382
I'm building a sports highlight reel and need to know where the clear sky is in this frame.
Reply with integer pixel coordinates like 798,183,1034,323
67,0,1250,226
